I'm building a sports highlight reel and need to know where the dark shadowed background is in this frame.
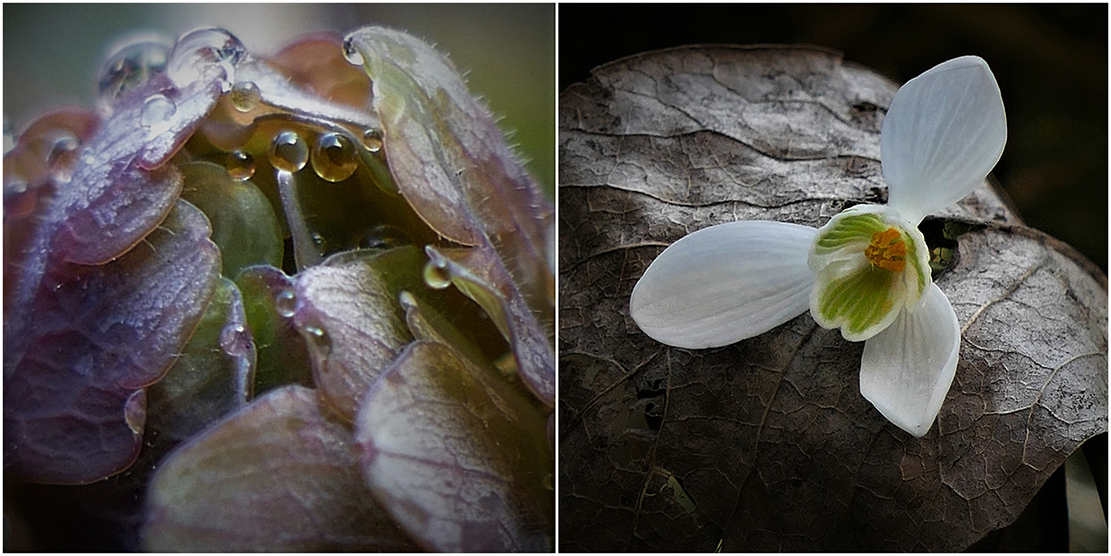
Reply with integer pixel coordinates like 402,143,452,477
560,3,1107,272
3,3,555,196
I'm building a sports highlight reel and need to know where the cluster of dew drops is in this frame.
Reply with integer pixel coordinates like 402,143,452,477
89,28,398,359
12,27,457,364
93,28,384,185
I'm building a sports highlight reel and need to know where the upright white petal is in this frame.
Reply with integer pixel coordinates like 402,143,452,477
630,221,817,349
881,56,1007,224
859,282,960,437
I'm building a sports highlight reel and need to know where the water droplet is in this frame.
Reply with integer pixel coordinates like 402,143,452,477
46,134,80,183
167,27,247,90
275,290,298,318
81,147,95,165
225,150,255,180
303,325,332,356
310,232,328,255
5,180,27,197
342,37,364,66
269,130,308,173
422,259,452,289
96,34,172,112
140,94,177,137
229,80,261,112
357,224,409,250
219,323,245,353
310,132,358,182
361,128,383,153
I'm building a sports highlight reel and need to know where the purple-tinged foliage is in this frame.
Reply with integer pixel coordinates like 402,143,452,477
144,385,419,552
4,23,553,551
4,201,219,484
356,341,554,552
345,28,556,406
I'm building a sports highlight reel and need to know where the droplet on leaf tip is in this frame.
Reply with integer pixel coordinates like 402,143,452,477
341,37,364,67
422,259,452,290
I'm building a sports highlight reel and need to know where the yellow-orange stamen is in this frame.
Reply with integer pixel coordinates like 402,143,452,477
864,227,907,272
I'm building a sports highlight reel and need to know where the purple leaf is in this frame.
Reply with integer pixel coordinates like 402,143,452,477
6,69,223,370
426,245,556,405
355,341,554,552
290,248,417,420
344,27,555,406
143,385,418,552
4,200,219,484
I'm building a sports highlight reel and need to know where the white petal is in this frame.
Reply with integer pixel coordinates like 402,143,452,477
881,56,1007,224
859,282,960,437
630,221,817,349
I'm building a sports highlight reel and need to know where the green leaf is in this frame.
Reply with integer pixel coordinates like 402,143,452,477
180,162,283,279
234,265,313,394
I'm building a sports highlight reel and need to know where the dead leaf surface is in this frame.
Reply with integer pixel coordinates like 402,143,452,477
558,45,1107,552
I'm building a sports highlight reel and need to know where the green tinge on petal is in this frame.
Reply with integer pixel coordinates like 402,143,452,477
902,227,929,301
812,212,889,256
815,264,902,339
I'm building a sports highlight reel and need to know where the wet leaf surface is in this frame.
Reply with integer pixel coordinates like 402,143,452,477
5,276,257,551
346,27,555,406
290,247,416,420
355,341,555,552
4,200,219,484
558,45,1108,552
234,264,314,394
143,385,418,552
147,276,255,444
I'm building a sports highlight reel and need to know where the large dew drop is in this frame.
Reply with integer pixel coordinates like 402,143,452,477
310,132,358,182
269,131,308,173
96,33,173,113
166,27,247,91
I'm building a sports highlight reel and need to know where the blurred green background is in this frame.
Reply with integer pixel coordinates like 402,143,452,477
560,4,1107,272
3,3,555,196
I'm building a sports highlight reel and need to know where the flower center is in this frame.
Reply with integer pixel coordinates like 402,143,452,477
864,227,907,272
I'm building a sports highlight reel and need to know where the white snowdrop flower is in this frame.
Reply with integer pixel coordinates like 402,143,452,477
630,56,1007,437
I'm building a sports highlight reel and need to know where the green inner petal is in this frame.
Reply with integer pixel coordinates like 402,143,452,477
813,213,890,256
817,264,900,337
903,228,928,297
